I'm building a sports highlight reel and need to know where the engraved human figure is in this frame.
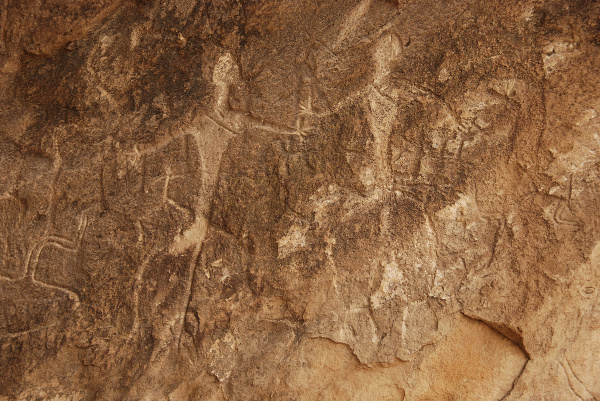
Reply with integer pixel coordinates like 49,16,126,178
129,50,310,359
127,50,324,396
280,4,480,361
369,32,403,191
367,32,467,196
131,52,258,370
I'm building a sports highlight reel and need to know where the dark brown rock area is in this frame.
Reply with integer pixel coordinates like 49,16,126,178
1,0,600,399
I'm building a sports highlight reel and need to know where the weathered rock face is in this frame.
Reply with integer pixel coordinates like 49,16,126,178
1,0,600,399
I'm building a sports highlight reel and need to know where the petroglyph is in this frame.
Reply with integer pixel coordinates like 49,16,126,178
85,36,122,123
562,358,596,401
4,1,600,400
168,53,240,257
334,0,373,50
293,96,316,139
549,199,582,227
369,32,403,191
0,214,87,307
156,166,194,216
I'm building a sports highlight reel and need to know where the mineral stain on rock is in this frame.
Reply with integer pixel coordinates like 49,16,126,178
1,0,600,400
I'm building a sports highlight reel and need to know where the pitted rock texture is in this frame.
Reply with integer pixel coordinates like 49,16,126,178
1,0,600,400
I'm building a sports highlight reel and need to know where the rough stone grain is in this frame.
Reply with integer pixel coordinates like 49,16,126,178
1,0,600,400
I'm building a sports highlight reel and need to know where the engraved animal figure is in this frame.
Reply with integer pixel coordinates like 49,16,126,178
0,145,88,309
0,214,88,307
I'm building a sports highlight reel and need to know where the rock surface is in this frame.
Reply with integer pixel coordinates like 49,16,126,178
1,0,600,399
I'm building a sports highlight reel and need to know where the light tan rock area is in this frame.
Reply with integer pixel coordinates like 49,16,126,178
1,0,600,399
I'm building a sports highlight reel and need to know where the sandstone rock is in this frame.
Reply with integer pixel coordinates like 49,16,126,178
1,0,600,399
